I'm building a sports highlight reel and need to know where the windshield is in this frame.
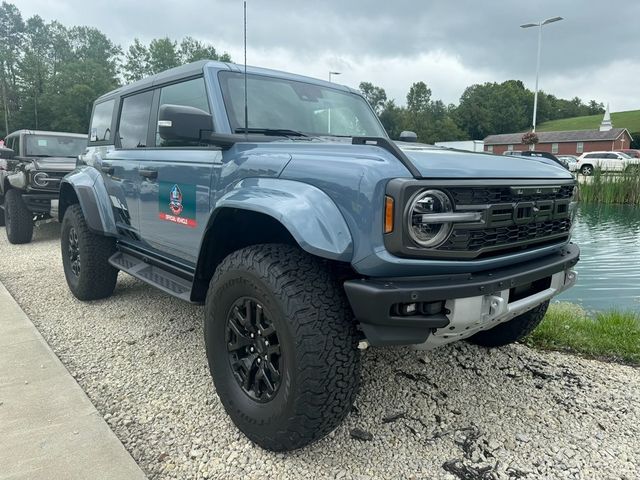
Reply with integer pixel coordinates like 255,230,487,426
218,71,387,138
25,135,86,158
618,152,632,159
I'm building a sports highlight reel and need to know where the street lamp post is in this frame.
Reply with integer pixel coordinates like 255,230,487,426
327,72,341,133
520,16,563,132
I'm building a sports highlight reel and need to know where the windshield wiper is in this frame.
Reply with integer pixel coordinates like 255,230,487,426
234,128,309,138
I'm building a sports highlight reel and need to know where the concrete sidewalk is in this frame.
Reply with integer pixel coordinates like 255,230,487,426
0,281,147,480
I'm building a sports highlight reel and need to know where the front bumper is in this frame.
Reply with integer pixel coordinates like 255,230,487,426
21,193,58,216
344,243,580,346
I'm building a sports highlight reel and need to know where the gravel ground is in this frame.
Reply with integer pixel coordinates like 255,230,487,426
1,222,639,480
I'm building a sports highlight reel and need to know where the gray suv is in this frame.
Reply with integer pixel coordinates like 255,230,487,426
0,130,86,243
58,60,579,451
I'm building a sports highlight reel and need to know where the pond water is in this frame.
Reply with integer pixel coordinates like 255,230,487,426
556,203,640,312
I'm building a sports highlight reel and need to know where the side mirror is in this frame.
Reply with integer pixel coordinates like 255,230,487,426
158,104,213,142
399,131,418,143
0,146,15,159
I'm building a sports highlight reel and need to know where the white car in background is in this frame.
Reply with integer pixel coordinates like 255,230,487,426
576,151,640,175
557,155,579,172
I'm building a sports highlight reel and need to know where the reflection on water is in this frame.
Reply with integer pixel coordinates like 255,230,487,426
557,204,640,312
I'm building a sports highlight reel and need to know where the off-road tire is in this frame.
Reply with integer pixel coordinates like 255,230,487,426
580,164,593,176
4,189,33,244
468,301,549,348
61,204,118,301
205,244,361,451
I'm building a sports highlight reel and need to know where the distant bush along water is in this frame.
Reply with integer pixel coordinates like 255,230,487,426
577,169,640,205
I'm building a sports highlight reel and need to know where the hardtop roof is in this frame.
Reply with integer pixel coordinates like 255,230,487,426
6,129,86,139
94,60,359,103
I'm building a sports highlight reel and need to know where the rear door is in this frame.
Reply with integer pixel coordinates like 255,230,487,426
604,153,623,171
101,90,155,242
137,77,221,264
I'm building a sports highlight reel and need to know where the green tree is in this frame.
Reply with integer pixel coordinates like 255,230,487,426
0,1,25,137
123,36,232,82
455,80,530,139
429,116,468,143
379,100,405,140
179,36,231,63
148,37,180,74
123,39,150,82
587,100,605,115
358,81,387,115
406,81,431,114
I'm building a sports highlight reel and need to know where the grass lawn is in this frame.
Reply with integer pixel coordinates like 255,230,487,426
536,109,640,133
525,302,640,365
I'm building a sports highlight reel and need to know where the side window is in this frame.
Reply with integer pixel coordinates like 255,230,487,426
13,136,21,155
584,153,597,159
118,91,154,149
89,100,115,143
155,77,210,147
159,77,209,112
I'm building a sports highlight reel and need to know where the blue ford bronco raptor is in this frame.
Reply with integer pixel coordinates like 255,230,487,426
59,60,579,451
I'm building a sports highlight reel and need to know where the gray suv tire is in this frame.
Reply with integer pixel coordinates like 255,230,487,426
4,189,33,244
61,204,118,300
204,244,361,451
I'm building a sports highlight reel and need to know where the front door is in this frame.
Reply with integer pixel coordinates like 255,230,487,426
136,76,220,264
137,149,222,264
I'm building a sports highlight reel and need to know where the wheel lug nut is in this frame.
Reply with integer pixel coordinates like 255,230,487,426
258,330,262,335
249,347,254,352
257,358,261,363
265,340,269,346
264,355,268,360
250,333,255,338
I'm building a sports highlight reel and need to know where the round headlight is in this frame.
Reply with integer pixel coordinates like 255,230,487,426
32,172,50,187
407,189,453,247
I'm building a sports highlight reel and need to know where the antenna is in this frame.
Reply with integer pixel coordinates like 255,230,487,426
243,0,248,137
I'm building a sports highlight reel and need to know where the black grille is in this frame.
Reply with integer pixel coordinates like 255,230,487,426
448,185,574,205
441,218,572,253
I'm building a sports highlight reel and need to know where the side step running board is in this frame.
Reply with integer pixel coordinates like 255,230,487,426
109,252,193,302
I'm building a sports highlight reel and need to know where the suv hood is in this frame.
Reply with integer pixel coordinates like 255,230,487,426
29,157,77,172
398,144,573,179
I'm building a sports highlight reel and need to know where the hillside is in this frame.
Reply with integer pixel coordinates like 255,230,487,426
536,110,640,133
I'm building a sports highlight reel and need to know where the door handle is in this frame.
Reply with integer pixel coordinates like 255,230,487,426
101,163,114,175
139,168,158,179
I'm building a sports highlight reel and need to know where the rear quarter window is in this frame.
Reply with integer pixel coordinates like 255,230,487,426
89,100,115,144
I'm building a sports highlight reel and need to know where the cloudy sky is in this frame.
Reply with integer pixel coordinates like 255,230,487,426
16,0,640,111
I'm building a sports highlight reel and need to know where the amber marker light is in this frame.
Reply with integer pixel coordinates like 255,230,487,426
384,196,394,234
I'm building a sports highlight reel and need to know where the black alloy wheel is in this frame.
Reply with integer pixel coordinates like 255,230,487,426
60,204,118,301
68,227,81,277
226,297,282,402
205,244,361,451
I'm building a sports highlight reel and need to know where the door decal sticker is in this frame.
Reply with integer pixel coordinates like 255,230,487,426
159,182,197,227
